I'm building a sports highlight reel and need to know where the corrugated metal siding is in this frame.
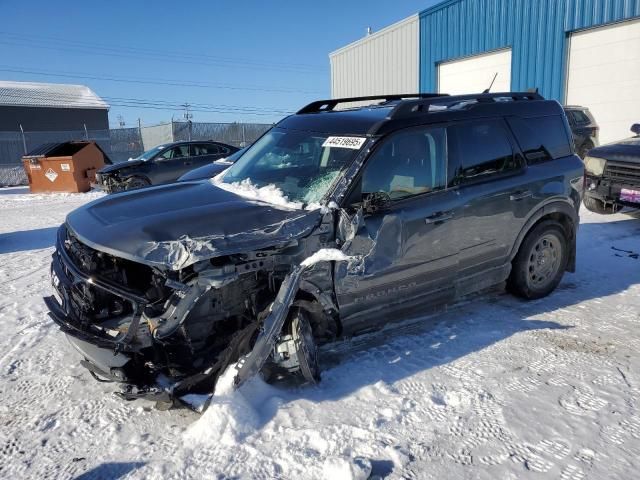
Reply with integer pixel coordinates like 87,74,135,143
330,15,419,98
419,0,640,101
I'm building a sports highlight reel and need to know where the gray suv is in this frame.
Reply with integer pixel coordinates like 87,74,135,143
46,92,584,407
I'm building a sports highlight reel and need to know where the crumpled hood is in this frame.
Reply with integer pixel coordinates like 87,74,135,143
98,159,145,174
66,181,321,270
589,137,640,164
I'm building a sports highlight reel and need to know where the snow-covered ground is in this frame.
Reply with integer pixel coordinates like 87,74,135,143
1,186,639,479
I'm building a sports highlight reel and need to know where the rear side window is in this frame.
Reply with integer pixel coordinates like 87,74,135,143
448,120,517,183
192,143,221,156
570,110,590,125
507,115,572,163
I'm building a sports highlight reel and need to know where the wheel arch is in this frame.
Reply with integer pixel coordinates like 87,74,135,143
510,201,579,272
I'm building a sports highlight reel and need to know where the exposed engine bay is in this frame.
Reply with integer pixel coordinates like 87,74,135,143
46,221,341,408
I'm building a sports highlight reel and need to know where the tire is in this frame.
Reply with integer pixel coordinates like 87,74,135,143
508,221,569,300
290,308,321,384
583,196,619,215
125,176,150,191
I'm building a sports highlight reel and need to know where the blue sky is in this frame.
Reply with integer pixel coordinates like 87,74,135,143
0,0,437,127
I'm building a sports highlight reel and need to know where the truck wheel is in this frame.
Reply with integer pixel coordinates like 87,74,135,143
508,221,568,300
290,309,321,384
125,176,150,191
583,196,619,215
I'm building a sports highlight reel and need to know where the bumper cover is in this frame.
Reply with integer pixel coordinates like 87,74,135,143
584,174,640,208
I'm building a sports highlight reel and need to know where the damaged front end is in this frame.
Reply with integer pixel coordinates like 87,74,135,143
45,215,340,406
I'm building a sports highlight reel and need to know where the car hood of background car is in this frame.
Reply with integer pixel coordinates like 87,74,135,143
589,137,640,164
98,159,146,174
65,181,321,270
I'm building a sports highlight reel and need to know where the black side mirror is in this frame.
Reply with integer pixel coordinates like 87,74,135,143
362,191,391,214
631,124,640,136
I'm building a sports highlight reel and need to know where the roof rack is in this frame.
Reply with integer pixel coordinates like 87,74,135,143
296,93,448,114
387,91,545,120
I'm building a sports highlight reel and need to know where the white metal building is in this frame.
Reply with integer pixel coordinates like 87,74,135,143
330,15,419,99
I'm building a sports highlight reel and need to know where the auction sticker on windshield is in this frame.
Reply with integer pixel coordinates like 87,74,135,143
322,136,367,150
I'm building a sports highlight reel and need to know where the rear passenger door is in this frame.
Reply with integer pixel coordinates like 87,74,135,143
447,119,530,293
190,143,221,168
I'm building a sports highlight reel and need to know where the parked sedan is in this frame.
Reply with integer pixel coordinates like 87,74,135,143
583,123,640,214
177,148,246,182
94,141,239,192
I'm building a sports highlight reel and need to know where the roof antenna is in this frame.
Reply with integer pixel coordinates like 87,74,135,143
483,72,498,94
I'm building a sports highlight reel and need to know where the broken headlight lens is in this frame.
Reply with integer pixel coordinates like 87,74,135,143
583,156,606,176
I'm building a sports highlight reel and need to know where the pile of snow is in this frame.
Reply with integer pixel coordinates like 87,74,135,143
212,177,304,210
301,248,352,267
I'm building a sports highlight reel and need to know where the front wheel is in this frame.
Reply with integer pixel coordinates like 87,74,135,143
291,309,321,384
508,222,569,300
583,196,619,215
125,176,150,191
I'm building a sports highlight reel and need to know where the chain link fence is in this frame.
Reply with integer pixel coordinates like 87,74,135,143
0,121,272,186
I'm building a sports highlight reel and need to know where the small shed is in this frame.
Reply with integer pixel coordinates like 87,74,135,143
22,141,110,193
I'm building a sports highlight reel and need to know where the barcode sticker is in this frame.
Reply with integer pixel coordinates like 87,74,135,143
322,136,367,150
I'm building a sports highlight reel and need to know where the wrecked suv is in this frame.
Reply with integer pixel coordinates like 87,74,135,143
46,92,584,407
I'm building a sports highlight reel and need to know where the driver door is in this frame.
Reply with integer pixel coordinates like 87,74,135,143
334,125,464,334
153,144,191,183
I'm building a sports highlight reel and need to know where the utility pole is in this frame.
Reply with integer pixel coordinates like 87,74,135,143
182,103,193,141
117,115,125,128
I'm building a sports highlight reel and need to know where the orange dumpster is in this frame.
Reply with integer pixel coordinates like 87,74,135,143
22,141,109,193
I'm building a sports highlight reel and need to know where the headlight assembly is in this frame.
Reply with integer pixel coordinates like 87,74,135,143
584,156,606,176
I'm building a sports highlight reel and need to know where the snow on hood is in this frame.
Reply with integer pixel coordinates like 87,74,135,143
212,176,325,212
213,178,304,210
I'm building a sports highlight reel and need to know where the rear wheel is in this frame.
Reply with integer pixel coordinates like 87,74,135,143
508,222,569,299
583,196,619,215
125,176,150,191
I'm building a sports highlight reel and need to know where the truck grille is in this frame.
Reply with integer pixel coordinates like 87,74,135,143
603,162,640,185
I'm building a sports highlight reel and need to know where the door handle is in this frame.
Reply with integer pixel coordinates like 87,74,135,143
510,190,532,201
425,211,453,225
184,161,192,166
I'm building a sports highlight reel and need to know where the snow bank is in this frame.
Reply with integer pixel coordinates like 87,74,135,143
301,248,352,267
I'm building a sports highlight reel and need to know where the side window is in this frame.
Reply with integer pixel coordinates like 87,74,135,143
362,127,448,200
192,144,220,156
507,115,572,164
448,120,517,183
158,145,189,160
571,110,590,125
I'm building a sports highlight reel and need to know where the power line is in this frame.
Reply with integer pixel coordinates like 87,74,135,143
0,91,295,116
0,34,327,75
0,31,325,71
0,65,323,94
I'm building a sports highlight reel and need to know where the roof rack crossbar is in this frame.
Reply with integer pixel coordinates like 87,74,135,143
296,93,448,114
388,91,545,120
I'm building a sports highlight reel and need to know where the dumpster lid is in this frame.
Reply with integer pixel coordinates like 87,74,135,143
24,141,112,164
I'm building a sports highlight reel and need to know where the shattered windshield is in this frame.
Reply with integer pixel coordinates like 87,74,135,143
219,128,364,207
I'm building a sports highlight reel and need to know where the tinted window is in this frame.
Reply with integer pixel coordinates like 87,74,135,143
570,110,590,125
507,115,572,163
448,120,516,182
158,145,189,160
362,127,448,200
192,144,220,156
